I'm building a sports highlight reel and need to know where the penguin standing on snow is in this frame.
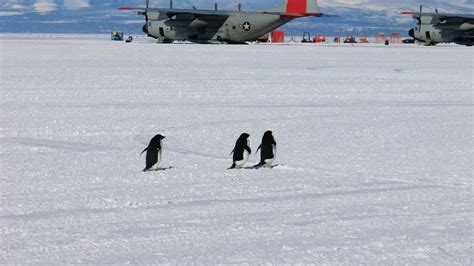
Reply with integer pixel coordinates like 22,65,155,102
141,134,165,171
255,130,277,168
229,133,251,169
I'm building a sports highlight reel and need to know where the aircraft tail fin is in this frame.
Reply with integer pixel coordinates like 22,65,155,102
265,0,322,17
287,0,318,14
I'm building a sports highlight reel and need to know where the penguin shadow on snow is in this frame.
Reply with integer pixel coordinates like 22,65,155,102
144,166,175,172
242,164,280,170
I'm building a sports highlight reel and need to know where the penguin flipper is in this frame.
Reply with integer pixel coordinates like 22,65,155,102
140,147,148,156
256,144,261,153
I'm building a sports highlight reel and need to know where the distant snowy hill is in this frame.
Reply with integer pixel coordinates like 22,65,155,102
1,0,473,36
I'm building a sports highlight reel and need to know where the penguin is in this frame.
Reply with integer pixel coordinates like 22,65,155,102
255,130,277,168
229,133,251,169
140,134,165,171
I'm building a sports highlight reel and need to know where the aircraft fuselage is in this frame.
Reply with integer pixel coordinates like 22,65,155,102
145,11,292,43
123,0,328,44
407,13,474,46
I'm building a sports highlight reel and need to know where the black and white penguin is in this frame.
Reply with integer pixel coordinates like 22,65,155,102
140,134,165,171
229,133,251,169
255,130,277,168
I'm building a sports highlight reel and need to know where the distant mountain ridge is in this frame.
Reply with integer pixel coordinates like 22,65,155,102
1,0,473,36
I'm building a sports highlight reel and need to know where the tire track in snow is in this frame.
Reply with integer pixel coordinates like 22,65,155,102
0,184,440,221
133,134,227,161
167,184,440,208
0,137,116,152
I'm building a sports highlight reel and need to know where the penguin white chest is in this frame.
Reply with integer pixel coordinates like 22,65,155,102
156,149,162,166
264,157,274,167
235,149,249,168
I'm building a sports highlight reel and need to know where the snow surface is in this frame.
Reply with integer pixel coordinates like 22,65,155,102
1,35,473,264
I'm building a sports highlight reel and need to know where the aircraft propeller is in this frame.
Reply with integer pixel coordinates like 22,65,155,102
417,5,423,32
142,0,149,34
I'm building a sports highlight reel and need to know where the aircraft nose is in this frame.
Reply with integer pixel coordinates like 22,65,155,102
142,24,148,34
408,28,414,38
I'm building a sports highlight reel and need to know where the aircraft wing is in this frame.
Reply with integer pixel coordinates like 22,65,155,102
262,11,337,18
119,7,336,18
401,11,474,21
119,7,230,18
435,14,474,24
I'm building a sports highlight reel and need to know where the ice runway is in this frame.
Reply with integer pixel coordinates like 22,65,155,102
1,35,473,263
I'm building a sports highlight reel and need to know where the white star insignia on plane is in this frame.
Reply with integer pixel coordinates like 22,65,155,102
242,22,251,31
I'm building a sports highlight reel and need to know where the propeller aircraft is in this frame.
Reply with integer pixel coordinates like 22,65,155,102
119,0,334,44
402,6,474,46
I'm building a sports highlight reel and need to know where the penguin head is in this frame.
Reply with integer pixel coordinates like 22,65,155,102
151,134,165,141
238,133,250,140
263,130,273,139
262,130,275,145
242,133,250,138
235,133,250,146
149,134,165,147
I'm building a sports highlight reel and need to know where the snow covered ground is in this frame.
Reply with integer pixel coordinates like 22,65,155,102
1,35,472,264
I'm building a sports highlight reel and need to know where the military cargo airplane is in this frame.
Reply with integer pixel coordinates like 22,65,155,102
119,0,334,44
402,6,474,46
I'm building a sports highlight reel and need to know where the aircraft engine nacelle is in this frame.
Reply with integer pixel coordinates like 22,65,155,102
190,19,208,29
459,23,474,31
164,19,193,27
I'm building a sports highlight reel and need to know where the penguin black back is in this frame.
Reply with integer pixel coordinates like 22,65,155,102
229,133,251,169
256,130,277,167
141,134,165,171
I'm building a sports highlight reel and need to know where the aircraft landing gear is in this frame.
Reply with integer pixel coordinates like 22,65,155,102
156,37,173,43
